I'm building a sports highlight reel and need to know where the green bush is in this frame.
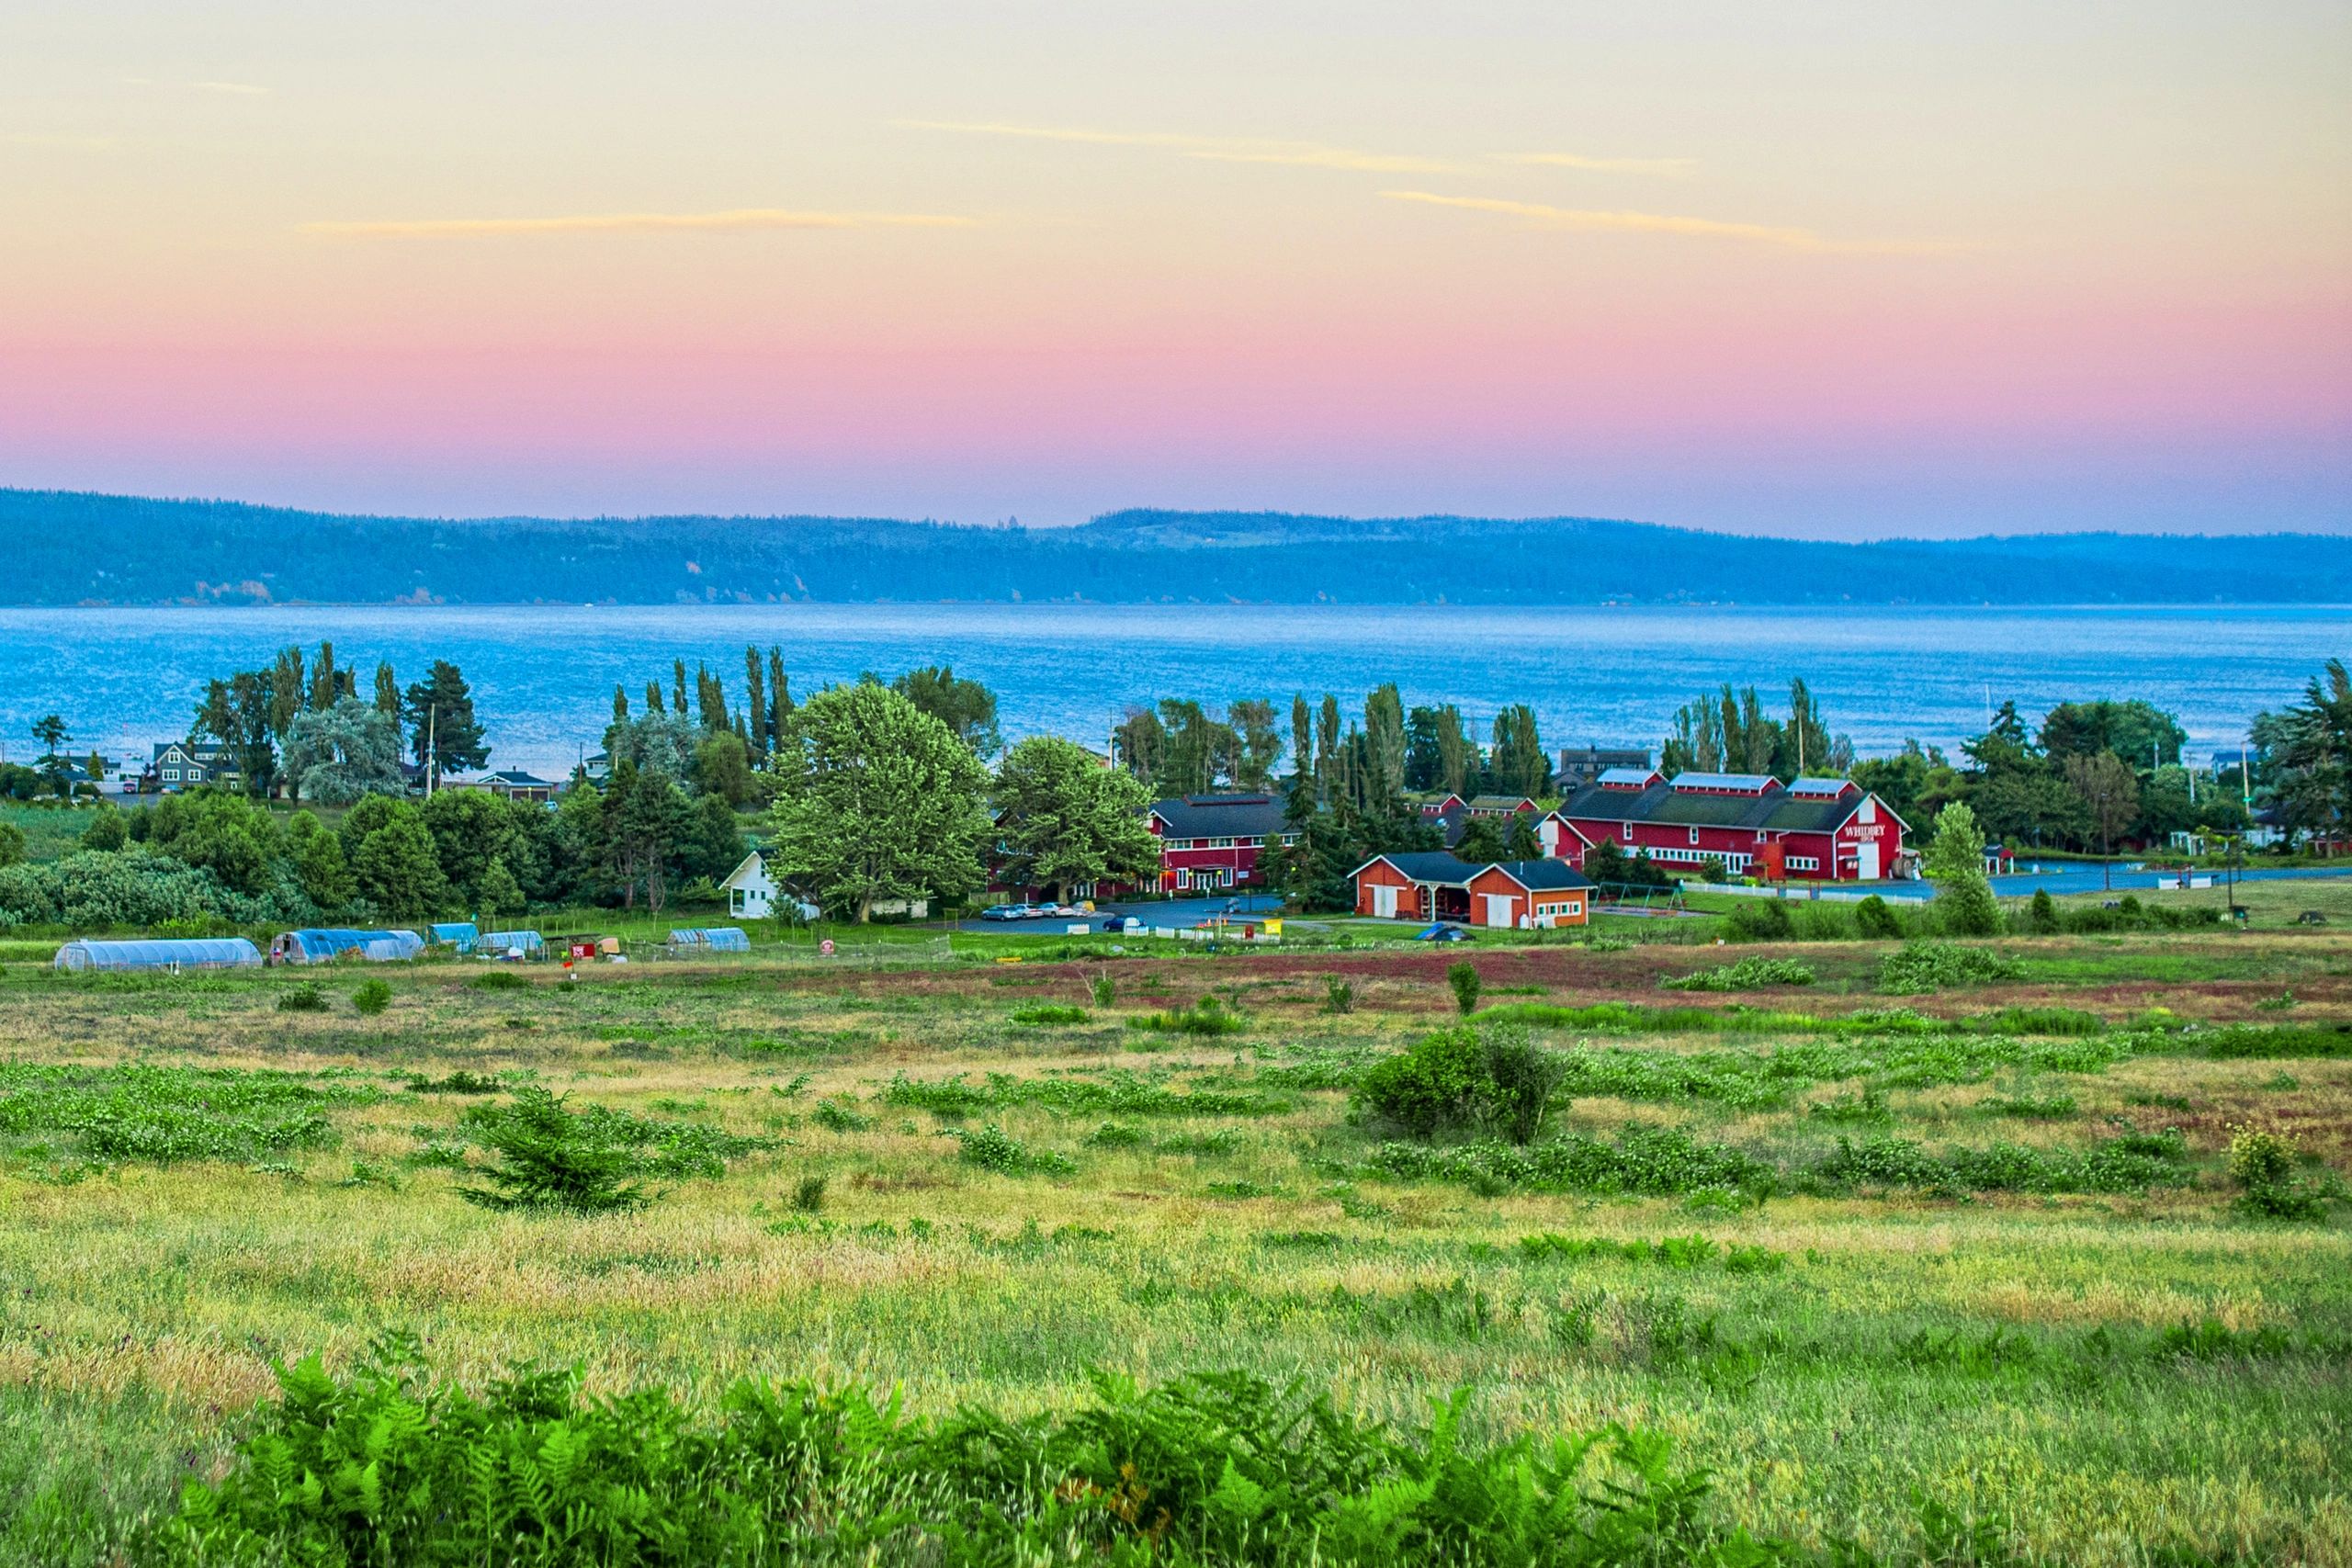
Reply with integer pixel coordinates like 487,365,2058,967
1369,1125,1773,1196
454,1087,772,1213
1090,973,1115,1008
1722,899,1793,942
952,1122,1077,1176
154,1350,1799,1568
276,985,328,1014
1477,1026,1566,1145
1011,1003,1090,1025
1128,997,1248,1035
1876,942,2025,995
1447,961,1482,1016
1661,956,1815,992
1353,1026,1486,1137
351,978,392,1016
1853,894,1904,939
471,970,528,991
1324,975,1356,1014
2025,888,2061,933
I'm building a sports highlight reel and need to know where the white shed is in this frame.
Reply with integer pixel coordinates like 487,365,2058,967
720,851,779,919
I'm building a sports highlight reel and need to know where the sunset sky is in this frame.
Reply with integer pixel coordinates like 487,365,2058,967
2,2,2346,536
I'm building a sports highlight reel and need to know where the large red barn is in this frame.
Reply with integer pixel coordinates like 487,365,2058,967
1539,769,1906,883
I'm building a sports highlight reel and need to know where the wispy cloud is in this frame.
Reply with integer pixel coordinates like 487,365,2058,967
1380,190,1955,254
301,207,978,239
1492,152,1697,177
894,118,1459,175
305,205,983,240
191,81,271,96
1,132,124,151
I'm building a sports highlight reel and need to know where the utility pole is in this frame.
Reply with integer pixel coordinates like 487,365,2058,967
426,705,437,797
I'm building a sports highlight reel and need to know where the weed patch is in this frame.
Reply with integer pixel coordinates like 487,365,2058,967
1877,942,2026,996
1663,957,1816,992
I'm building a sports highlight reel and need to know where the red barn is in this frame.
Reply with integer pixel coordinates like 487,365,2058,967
1352,852,1594,929
1540,770,1906,883
1148,794,1299,893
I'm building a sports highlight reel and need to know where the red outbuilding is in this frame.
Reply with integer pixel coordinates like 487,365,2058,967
1352,852,1595,929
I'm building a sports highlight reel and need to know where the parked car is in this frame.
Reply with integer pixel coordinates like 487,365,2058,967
980,904,1032,921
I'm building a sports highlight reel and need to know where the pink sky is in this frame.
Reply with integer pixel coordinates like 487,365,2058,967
2,2,2346,536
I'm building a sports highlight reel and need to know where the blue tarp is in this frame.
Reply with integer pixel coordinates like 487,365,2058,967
54,938,263,972
668,927,751,953
429,922,478,952
480,931,546,957
273,929,424,964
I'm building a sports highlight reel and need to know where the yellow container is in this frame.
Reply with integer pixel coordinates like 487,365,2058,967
1262,919,1283,936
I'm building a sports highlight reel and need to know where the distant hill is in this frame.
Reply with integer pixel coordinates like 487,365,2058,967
6,491,2346,606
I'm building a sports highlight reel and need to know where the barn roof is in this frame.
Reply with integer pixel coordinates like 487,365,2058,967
1150,794,1289,837
1558,777,1889,834
1353,852,1595,892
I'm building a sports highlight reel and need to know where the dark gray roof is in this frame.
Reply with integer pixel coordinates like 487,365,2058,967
1150,794,1290,838
1556,777,1898,834
1358,852,1594,891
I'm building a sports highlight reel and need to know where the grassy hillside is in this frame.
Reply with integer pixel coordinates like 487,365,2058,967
0,930,2346,1563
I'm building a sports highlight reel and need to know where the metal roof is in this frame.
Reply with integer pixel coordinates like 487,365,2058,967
1150,794,1290,838
1595,767,1658,786
1355,852,1594,891
1786,777,1858,798
1556,779,1876,834
1668,772,1779,794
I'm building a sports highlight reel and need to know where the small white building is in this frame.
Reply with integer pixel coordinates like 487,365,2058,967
720,851,780,919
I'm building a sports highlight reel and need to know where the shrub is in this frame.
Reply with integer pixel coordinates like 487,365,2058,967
471,971,528,992
351,978,392,1016
951,1122,1077,1176
455,1087,772,1213
791,1173,829,1213
1876,941,2024,995
2227,1126,2295,1186
1010,1003,1089,1025
1477,1026,1566,1145
1354,1026,1486,1137
1324,975,1356,1014
276,985,328,1014
1085,1121,1147,1147
1853,894,1904,939
1447,961,1482,1016
812,1097,874,1133
155,1351,1786,1568
2026,888,2060,933
1722,899,1793,942
1369,1124,1773,1196
1090,974,1115,1008
1661,956,1815,992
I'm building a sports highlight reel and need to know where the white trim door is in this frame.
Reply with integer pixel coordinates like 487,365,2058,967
1482,893,1516,928
1373,885,1398,919
1859,840,1881,880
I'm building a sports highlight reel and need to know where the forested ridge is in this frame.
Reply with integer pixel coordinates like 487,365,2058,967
6,490,2346,606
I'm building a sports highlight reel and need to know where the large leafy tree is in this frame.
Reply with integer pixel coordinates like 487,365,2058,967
1487,705,1551,796
194,670,281,797
1922,801,2002,936
401,660,489,781
892,665,1001,757
281,697,405,806
349,805,447,918
145,790,286,897
2270,658,2352,840
991,737,1159,901
2063,750,2140,868
767,683,989,921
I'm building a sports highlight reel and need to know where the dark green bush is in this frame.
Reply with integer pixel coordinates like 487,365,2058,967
1447,962,1482,1016
351,977,392,1016
276,984,327,1014
454,1088,772,1213
1854,894,1904,939
1011,1003,1090,1025
1354,1027,1485,1137
1477,1027,1566,1145
1876,942,2025,995
1661,956,1815,992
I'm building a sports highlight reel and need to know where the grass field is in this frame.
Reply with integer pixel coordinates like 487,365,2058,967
0,931,2346,1564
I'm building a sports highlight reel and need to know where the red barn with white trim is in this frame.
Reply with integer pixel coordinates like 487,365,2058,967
1539,770,1906,882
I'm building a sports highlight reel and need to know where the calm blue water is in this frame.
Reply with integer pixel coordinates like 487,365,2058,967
0,604,2339,775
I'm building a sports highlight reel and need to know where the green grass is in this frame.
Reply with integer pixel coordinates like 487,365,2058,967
0,930,2346,1565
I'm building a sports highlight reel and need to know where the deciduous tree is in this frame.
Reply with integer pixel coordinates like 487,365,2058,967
991,736,1159,901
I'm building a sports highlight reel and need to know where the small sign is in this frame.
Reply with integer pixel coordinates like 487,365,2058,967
819,939,836,956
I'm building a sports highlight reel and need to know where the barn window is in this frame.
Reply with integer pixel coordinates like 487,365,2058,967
1689,828,1700,845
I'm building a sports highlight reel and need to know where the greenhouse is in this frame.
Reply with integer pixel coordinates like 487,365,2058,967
480,931,546,958
428,922,478,953
668,927,752,953
52,938,263,973
269,929,425,964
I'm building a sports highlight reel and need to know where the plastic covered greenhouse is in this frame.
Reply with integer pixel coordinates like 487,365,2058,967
668,927,751,953
270,929,424,964
428,922,478,953
53,938,263,972
480,931,546,958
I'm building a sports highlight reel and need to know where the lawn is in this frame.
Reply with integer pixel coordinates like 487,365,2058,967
0,932,2346,1564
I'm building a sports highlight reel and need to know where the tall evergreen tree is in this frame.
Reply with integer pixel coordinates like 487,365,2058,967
742,647,767,760
401,660,490,780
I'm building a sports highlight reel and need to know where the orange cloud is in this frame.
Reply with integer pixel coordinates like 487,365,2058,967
301,208,978,239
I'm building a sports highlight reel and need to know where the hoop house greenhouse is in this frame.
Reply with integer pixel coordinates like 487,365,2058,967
53,938,263,973
668,927,752,953
269,929,424,964
428,923,478,953
480,931,546,959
